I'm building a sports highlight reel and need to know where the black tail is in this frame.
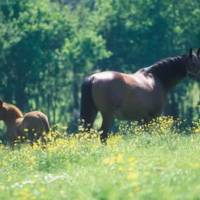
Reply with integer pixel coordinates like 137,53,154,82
80,76,97,129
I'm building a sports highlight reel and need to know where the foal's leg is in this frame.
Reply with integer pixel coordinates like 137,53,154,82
7,129,17,149
100,114,113,144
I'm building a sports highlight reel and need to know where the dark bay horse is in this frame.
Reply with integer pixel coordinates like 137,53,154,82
0,100,50,145
80,49,200,143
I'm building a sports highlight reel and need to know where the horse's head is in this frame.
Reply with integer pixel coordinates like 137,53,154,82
186,48,200,80
0,100,6,121
0,100,23,122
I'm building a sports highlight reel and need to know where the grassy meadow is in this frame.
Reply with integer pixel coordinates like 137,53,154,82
0,117,200,200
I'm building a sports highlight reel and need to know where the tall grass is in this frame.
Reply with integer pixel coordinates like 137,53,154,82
0,117,200,200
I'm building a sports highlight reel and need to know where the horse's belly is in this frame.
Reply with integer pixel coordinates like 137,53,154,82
116,106,161,121
116,92,165,121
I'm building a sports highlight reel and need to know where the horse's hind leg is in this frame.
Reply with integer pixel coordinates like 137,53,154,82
100,114,113,144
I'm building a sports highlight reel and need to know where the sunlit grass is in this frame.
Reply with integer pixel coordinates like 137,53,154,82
0,117,200,200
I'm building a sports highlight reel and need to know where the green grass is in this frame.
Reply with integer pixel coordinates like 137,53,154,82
0,118,200,200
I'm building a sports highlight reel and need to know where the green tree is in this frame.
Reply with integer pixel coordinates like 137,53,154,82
0,0,110,126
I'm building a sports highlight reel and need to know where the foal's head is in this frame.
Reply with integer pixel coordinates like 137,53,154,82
0,100,23,122
186,48,200,80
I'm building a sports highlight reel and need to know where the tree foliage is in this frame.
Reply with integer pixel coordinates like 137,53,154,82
0,0,199,128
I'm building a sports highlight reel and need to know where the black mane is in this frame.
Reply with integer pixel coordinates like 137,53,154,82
146,55,188,90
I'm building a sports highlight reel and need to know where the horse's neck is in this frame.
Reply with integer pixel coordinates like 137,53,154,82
147,56,187,91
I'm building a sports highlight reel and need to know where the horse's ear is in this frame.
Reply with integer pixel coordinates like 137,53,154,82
197,48,200,57
0,100,3,108
189,48,193,58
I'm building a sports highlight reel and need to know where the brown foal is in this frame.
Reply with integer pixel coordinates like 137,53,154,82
0,100,49,145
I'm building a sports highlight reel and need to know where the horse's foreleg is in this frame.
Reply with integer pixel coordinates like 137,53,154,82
100,115,113,144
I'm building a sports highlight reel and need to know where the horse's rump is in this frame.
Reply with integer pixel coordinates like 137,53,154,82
21,111,49,140
23,111,49,131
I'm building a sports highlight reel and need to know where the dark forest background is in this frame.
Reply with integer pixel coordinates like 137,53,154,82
0,0,199,131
